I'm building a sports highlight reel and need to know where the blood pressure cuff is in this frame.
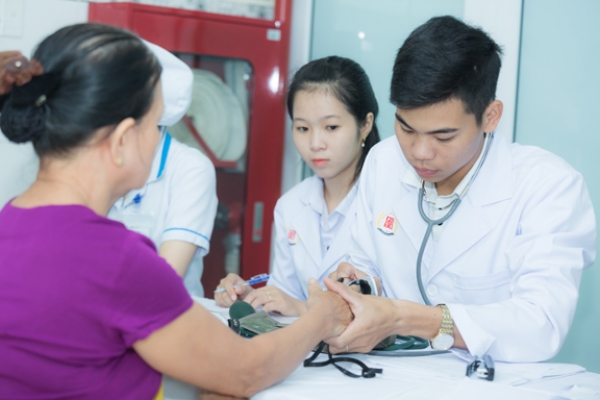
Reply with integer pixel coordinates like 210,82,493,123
228,310,288,337
226,293,427,352
227,302,287,338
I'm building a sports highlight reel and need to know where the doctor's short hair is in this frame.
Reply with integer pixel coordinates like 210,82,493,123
0,23,162,157
287,56,381,183
390,16,502,125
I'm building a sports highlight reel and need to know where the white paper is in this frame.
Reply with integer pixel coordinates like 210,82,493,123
440,378,562,400
493,362,586,386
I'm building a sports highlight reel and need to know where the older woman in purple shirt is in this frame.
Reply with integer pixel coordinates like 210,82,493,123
0,23,351,400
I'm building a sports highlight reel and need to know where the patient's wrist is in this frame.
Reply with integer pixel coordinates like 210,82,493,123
295,299,308,316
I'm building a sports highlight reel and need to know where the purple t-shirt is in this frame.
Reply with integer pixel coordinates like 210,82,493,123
0,203,193,399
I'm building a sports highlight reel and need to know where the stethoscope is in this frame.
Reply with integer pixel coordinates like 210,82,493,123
416,132,494,306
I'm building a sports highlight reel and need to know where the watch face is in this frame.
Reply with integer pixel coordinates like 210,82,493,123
431,333,454,351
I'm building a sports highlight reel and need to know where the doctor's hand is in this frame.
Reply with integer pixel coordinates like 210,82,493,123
328,262,382,295
214,273,253,307
322,279,398,354
328,262,369,283
243,286,307,317
305,278,353,340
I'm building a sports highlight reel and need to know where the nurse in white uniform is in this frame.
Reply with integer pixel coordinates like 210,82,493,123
108,42,218,297
324,16,596,362
214,56,380,315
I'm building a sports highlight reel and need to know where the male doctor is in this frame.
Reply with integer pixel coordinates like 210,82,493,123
324,16,596,362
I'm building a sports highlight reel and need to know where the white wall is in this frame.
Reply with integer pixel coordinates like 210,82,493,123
515,0,600,373
0,0,88,206
463,0,523,142
309,0,465,141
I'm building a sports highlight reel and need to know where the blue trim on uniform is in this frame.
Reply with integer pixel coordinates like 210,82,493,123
157,133,172,179
163,227,211,242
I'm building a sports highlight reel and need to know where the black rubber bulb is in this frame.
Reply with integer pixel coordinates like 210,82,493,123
229,301,256,320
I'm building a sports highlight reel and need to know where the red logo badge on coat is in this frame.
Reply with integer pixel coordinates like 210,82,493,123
377,212,398,235
286,227,300,245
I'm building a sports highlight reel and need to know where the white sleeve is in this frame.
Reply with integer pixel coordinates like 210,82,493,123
161,152,218,256
268,200,306,301
346,152,383,285
448,170,596,362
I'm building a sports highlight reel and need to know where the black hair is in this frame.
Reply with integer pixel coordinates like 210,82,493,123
287,56,380,183
0,23,162,157
390,16,502,125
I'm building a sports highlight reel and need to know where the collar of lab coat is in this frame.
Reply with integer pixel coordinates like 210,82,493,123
120,132,172,208
401,133,491,208
289,176,324,266
291,175,358,269
393,133,513,281
304,175,325,215
303,175,357,219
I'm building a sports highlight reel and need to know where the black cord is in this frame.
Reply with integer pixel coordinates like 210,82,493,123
304,342,383,378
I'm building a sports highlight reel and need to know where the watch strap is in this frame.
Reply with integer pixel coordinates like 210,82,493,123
437,304,453,335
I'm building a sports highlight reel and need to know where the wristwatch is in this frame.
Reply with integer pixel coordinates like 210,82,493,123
430,304,454,350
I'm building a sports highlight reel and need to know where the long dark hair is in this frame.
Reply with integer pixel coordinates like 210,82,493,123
287,56,380,182
0,23,162,157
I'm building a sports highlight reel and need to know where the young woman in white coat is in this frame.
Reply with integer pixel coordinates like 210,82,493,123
215,56,380,315
324,16,596,362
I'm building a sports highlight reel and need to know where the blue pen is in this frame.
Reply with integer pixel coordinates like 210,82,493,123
214,273,269,294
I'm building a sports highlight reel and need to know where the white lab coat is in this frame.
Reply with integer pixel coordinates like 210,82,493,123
349,134,596,362
269,175,357,300
108,133,218,297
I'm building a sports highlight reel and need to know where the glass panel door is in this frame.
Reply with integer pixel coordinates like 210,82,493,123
169,53,254,296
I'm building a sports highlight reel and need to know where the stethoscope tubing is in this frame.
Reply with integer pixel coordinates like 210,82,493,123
416,191,462,306
416,132,494,306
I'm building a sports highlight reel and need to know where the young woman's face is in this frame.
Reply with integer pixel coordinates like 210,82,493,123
128,80,164,188
292,89,366,183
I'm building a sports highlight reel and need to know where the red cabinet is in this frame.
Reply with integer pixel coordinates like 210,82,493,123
89,1,292,296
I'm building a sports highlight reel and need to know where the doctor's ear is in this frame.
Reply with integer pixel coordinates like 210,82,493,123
481,100,503,134
108,117,136,167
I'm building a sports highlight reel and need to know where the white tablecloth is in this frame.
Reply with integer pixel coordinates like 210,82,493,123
164,298,600,400
252,352,600,400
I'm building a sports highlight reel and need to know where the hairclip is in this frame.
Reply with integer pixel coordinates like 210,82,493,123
11,72,60,108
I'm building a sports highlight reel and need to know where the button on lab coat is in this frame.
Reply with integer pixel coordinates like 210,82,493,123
269,175,357,300
349,135,596,362
108,133,218,297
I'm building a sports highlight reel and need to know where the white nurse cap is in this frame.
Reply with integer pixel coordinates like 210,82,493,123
143,40,193,127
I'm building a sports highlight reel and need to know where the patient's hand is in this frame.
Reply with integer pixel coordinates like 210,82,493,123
0,51,44,95
244,286,307,317
214,273,253,307
322,279,395,353
305,278,353,340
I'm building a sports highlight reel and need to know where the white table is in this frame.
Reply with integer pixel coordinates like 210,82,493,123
164,298,600,400
252,352,600,400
